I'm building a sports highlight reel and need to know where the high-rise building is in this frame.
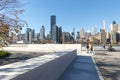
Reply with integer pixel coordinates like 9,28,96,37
37,33,40,40
76,31,80,43
76,32,80,39
40,25,45,42
25,28,35,44
110,21,118,32
106,32,110,43
71,28,75,41
118,25,120,33
50,15,56,40
29,31,32,43
46,34,50,39
80,27,85,39
57,26,62,43
103,20,106,32
62,32,71,43
111,32,117,44
51,25,58,43
50,15,62,43
25,28,32,43
85,31,91,39
31,29,35,39
116,33,120,43
100,29,106,43
92,26,97,35
109,21,119,44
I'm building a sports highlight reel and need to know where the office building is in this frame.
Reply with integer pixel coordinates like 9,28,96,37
40,25,45,42
31,29,35,41
62,32,71,43
76,32,80,39
110,21,118,32
50,15,56,40
25,28,31,43
106,32,110,43
80,27,85,39
92,26,97,35
51,25,57,43
100,29,106,43
111,31,117,44
25,28,35,44
103,20,106,32
50,15,62,43
57,26,62,43
109,21,120,44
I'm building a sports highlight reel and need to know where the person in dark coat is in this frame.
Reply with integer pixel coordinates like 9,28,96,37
86,43,89,53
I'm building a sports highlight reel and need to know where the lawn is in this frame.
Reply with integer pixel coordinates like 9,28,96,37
0,50,11,58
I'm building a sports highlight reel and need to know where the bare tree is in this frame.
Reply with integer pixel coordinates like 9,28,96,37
0,0,27,46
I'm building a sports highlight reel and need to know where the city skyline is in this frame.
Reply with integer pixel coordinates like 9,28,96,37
21,0,120,34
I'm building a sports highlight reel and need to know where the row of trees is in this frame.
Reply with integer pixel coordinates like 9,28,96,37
0,0,27,46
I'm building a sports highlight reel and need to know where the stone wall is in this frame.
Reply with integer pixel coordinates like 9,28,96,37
10,50,77,80
2,44,81,53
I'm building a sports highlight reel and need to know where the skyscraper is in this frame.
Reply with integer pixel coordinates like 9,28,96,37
76,32,80,39
25,28,32,43
80,27,85,39
92,26,97,35
100,29,106,43
72,27,75,41
40,25,45,42
31,29,35,41
25,28,36,44
51,25,57,43
50,15,56,40
110,21,118,44
110,21,118,32
57,26,62,43
62,32,71,43
50,15,62,43
103,20,106,32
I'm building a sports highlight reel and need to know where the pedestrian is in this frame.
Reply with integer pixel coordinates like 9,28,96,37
89,42,94,55
4,41,8,47
108,43,115,51
102,43,106,49
86,43,89,53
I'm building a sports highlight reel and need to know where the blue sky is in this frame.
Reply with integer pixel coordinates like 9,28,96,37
21,0,120,35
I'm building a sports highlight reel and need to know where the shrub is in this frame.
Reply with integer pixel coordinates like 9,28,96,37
0,50,11,58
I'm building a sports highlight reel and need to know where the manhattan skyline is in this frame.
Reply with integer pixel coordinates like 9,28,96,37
21,0,120,34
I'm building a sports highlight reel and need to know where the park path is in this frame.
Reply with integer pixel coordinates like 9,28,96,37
58,52,103,80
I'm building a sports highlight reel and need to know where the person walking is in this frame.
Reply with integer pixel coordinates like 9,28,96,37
89,42,94,55
102,43,106,49
86,43,89,53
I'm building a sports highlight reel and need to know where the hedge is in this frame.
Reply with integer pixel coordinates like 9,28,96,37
0,50,11,58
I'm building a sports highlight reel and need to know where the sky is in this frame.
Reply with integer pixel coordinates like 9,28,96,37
21,0,120,35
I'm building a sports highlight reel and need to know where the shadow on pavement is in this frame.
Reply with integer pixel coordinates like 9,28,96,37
95,58,120,80
58,56,100,80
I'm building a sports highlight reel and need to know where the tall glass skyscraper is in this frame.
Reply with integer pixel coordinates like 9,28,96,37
50,15,62,43
51,15,56,29
25,28,35,44
50,15,56,41
25,28,32,43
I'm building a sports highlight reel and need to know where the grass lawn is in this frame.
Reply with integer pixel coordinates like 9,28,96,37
0,50,11,58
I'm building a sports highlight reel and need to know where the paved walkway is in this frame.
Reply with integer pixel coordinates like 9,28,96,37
58,52,101,80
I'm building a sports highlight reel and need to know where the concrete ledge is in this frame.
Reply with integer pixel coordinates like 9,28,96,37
0,50,77,80
11,50,77,80
2,44,81,53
